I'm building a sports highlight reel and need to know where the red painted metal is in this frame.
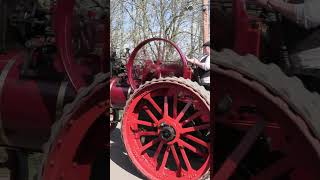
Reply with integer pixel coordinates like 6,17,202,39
0,0,108,178
212,63,320,179
110,77,130,108
212,0,261,55
126,38,192,90
41,87,107,180
211,1,320,178
213,120,266,179
54,0,107,91
233,0,261,57
122,80,209,179
0,50,76,149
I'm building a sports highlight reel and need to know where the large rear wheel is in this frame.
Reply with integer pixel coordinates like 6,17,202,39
212,49,320,179
121,77,210,180
39,73,108,180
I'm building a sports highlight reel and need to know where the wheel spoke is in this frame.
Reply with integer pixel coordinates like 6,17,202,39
137,131,158,137
144,94,163,115
217,118,280,129
213,120,266,180
182,124,210,133
170,145,182,177
178,139,207,158
181,111,203,126
180,148,194,172
157,146,170,171
141,138,161,155
136,120,155,127
175,102,192,122
153,141,164,160
143,106,159,123
251,156,293,180
173,94,178,118
120,41,211,179
164,96,168,117
183,134,209,148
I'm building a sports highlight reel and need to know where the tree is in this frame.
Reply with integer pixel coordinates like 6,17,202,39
110,0,206,63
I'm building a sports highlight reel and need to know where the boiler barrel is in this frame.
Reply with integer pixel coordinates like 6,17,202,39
0,51,76,150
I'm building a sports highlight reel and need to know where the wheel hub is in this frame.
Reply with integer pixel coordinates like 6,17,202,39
159,123,176,141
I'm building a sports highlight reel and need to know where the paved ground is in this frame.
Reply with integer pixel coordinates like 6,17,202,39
110,124,144,180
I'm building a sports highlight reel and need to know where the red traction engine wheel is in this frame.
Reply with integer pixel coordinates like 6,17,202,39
121,38,210,179
39,1,109,179
109,37,195,134
121,77,210,179
212,50,320,180
40,73,108,180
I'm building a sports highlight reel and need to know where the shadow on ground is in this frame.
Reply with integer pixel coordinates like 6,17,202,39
110,127,144,179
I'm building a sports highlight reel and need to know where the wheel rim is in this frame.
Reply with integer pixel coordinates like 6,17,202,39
41,74,108,180
42,102,106,180
55,0,107,90
126,38,191,90
122,80,210,179
213,62,320,180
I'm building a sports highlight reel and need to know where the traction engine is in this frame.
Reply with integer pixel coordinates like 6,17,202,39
212,0,320,179
112,0,320,178
0,0,108,179
110,38,211,179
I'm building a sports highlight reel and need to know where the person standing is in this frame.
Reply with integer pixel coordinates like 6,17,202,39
257,0,320,77
186,41,210,88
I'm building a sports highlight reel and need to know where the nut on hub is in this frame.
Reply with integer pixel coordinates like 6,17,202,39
159,123,176,142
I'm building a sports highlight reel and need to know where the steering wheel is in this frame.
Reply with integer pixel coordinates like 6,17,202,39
126,38,192,90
